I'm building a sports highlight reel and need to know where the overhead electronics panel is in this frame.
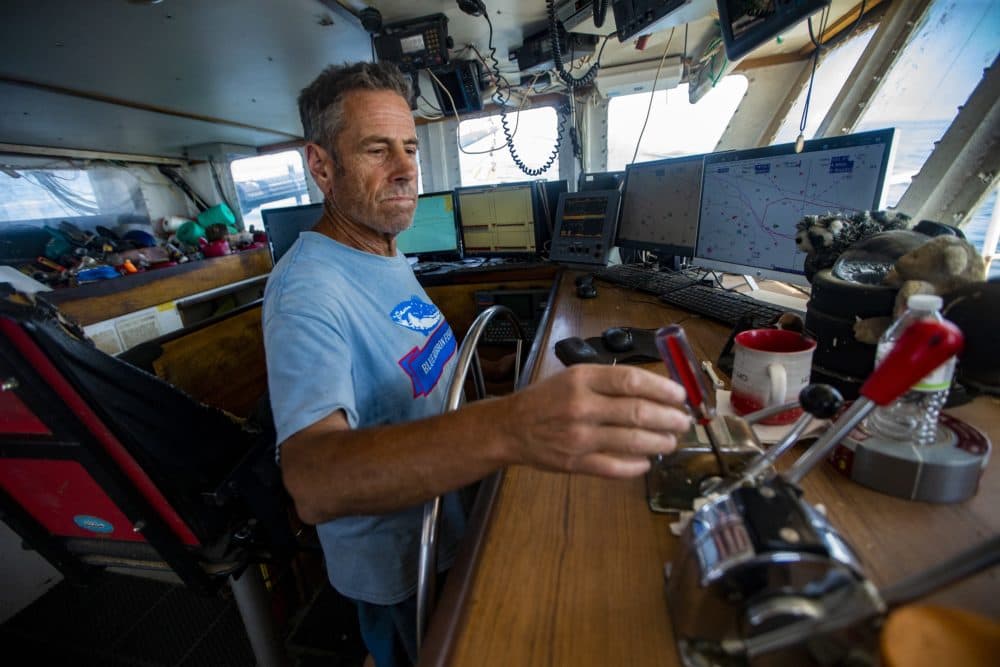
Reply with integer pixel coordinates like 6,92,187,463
374,13,450,73
612,0,716,42
717,0,831,61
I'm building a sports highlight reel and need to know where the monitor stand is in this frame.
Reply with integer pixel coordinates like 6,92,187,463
740,274,810,313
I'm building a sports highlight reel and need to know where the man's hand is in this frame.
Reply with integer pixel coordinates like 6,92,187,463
501,364,691,478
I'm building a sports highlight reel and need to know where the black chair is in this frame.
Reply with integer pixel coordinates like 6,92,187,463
0,290,295,665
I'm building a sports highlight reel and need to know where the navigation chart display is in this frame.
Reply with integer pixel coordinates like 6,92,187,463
694,128,894,286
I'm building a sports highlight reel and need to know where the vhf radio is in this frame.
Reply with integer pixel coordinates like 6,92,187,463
374,13,450,73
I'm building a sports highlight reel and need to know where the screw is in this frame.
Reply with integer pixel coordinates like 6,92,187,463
779,527,800,543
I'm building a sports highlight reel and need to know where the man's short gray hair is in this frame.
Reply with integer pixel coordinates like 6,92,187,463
298,61,412,157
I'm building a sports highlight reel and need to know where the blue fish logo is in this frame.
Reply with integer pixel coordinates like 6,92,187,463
390,296,442,336
73,515,114,534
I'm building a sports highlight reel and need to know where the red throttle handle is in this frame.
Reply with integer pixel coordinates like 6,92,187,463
860,318,964,406
655,325,714,425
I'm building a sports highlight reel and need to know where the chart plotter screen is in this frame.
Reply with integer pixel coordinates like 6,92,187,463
693,128,895,286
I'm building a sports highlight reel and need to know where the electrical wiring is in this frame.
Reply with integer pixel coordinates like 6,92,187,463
629,28,677,166
546,0,602,88
427,68,535,156
808,0,866,52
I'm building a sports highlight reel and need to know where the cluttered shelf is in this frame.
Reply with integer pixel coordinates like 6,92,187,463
43,246,272,326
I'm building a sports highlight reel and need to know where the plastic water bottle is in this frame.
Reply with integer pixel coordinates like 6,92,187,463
867,294,957,445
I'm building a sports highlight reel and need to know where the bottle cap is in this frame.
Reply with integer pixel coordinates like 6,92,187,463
907,294,943,311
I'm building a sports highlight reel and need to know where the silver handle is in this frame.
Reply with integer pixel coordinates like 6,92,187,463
416,305,524,650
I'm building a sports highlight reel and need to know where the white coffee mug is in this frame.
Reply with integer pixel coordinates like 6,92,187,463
730,328,816,425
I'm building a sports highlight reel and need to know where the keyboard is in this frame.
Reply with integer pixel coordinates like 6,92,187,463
483,319,536,344
658,284,799,327
594,264,700,295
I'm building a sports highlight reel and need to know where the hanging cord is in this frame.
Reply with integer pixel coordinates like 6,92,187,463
808,0,867,52
547,0,603,88
796,1,868,151
480,10,561,175
795,6,831,152
629,28,677,165
592,0,609,29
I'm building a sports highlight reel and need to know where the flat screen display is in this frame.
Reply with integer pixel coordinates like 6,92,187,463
455,182,541,257
260,203,322,264
617,154,705,257
396,191,462,260
693,128,895,287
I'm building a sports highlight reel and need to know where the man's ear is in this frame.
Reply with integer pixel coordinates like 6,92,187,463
305,142,335,196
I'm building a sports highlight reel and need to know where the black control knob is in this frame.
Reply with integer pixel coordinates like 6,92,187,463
798,383,843,419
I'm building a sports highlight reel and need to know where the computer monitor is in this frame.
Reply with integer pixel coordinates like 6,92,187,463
579,171,625,192
454,181,543,258
693,127,896,288
396,191,463,261
537,179,569,240
260,203,322,264
617,154,705,259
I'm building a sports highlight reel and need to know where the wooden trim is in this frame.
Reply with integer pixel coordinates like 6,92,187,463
420,470,504,666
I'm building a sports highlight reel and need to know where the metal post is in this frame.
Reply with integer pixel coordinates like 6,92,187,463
230,566,285,667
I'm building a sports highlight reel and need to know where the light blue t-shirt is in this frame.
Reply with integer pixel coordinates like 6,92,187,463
263,231,466,605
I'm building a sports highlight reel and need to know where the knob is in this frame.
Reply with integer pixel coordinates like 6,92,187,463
798,383,843,419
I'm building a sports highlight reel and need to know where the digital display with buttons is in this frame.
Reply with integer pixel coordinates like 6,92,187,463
374,13,449,73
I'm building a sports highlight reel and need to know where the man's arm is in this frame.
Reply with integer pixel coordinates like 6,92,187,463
281,363,691,524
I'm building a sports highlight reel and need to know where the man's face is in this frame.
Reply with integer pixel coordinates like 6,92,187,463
326,89,419,237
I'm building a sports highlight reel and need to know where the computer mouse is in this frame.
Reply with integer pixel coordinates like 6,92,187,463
575,273,594,287
554,337,601,365
602,327,634,353
576,283,598,299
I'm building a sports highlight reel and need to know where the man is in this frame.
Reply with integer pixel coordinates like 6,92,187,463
263,61,691,667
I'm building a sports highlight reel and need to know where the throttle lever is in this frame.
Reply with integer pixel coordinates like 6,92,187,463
710,384,843,495
784,319,963,485
655,325,729,477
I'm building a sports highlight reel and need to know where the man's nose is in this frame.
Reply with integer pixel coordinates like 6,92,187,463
389,145,417,182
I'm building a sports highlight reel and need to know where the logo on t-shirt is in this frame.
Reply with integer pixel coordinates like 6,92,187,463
392,297,456,397
390,296,442,335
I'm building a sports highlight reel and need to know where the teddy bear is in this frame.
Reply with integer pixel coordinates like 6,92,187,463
795,210,910,281
852,235,987,343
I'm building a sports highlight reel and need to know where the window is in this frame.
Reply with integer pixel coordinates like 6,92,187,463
458,107,561,185
852,0,999,273
606,76,748,170
773,26,877,144
230,150,312,230
0,162,151,263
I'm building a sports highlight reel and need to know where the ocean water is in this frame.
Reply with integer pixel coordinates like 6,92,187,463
874,119,998,279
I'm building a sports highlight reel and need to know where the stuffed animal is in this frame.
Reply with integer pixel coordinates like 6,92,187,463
795,210,910,281
853,235,987,343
